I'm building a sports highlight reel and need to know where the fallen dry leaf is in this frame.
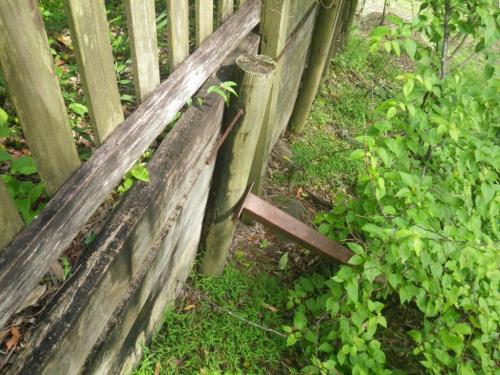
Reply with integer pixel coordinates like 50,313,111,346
154,362,161,375
183,304,196,311
5,327,21,351
262,303,279,313
50,261,65,282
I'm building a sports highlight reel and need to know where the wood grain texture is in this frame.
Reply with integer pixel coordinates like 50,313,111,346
126,0,161,103
6,34,260,375
289,0,342,133
249,3,317,195
259,0,316,58
200,54,276,276
0,0,261,333
218,0,234,23
65,0,124,143
167,0,190,71
0,0,80,195
322,0,347,79
0,180,24,250
195,0,214,46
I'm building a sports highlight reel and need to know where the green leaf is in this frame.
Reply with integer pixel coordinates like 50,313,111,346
294,311,307,330
349,149,365,160
403,39,417,59
0,126,11,137
286,334,297,346
0,108,8,127
391,40,401,57
11,156,37,175
387,107,397,119
0,150,11,162
403,80,414,97
439,332,463,354
318,342,333,353
345,278,358,303
484,64,494,79
69,103,88,117
130,164,149,182
278,252,289,270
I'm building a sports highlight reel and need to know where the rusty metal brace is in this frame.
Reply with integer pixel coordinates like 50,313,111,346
235,184,354,264
206,109,245,165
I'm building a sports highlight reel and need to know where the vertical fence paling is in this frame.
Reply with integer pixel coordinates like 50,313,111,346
246,0,291,197
0,0,81,196
65,0,124,144
289,0,343,134
218,0,234,23
195,0,214,47
167,0,190,71
0,180,24,250
126,0,161,103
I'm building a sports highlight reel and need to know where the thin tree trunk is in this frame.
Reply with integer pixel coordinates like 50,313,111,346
440,0,451,79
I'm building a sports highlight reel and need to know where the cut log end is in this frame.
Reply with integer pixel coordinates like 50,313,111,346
236,54,277,75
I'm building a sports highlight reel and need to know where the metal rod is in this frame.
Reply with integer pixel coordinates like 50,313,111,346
236,191,354,264
206,108,245,164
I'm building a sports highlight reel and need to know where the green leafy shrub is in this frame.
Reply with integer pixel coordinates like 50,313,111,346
286,1,499,373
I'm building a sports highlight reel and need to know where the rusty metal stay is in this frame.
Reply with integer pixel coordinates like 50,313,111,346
236,186,354,264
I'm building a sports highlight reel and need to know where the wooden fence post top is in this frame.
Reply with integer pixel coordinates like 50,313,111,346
236,54,277,75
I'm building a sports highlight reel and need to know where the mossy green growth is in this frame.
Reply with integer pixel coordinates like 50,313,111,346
132,265,292,375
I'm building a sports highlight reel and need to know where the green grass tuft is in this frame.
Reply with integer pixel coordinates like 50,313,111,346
132,265,292,375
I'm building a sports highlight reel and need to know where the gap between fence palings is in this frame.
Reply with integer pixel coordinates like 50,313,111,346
0,0,262,330
65,0,124,144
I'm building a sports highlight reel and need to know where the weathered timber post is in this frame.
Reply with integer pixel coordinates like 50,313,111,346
246,0,291,197
200,54,276,277
322,0,347,79
338,0,359,51
0,180,24,250
289,0,343,134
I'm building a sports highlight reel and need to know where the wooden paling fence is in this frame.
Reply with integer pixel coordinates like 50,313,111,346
0,0,358,373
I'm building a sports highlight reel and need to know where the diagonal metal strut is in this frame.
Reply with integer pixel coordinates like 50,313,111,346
236,188,354,264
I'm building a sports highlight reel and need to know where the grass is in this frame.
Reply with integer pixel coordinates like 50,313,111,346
132,264,294,375
273,30,402,199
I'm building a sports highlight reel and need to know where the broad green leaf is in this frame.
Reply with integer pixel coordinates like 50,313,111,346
403,39,417,58
69,103,88,117
278,252,288,270
130,164,149,182
294,311,307,330
0,108,8,127
345,278,358,303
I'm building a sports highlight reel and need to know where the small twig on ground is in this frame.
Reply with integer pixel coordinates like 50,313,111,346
186,286,287,338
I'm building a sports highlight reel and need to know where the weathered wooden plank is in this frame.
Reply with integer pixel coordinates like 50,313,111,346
0,180,24,250
15,84,223,375
83,35,259,375
289,0,343,133
0,0,261,335
200,54,276,276
7,35,259,371
126,0,161,103
64,0,124,144
218,0,234,23
195,0,214,46
167,0,190,71
0,0,80,195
